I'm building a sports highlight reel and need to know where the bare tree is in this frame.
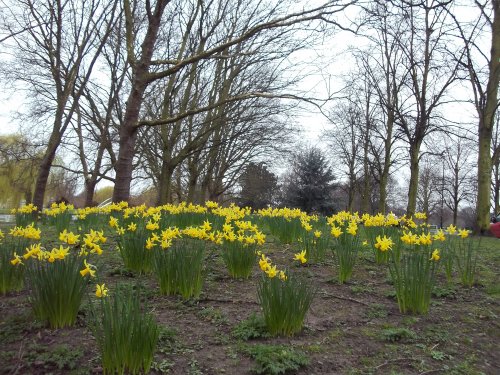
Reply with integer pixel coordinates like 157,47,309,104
450,0,500,232
112,0,357,203
0,0,119,209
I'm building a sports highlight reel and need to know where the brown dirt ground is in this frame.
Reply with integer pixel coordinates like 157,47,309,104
1,233,499,375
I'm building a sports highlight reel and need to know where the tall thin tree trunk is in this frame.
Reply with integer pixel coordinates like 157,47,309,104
406,143,421,216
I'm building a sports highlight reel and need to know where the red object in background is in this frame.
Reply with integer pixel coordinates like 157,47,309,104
491,222,500,238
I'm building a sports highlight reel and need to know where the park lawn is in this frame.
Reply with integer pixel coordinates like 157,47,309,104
0,220,499,375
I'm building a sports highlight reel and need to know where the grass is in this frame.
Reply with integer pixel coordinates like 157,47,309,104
240,344,310,375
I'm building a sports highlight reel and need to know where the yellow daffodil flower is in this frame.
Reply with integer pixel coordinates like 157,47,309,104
433,229,446,241
458,229,469,239
80,259,96,277
266,265,278,278
430,249,440,261
330,225,342,238
374,235,394,252
95,284,108,298
418,233,432,246
293,250,307,264
446,224,457,235
10,252,23,266
109,216,118,228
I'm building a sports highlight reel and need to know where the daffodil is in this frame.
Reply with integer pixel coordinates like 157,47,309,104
418,233,432,246
433,229,446,241
374,235,394,252
446,224,457,235
146,220,159,231
458,229,469,239
127,222,137,232
80,259,96,277
109,216,118,228
330,225,342,238
10,252,23,266
266,265,278,278
430,249,440,261
294,250,307,264
95,283,108,298
259,254,271,271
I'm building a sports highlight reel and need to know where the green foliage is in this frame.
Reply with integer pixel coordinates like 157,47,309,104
0,241,25,294
379,327,417,342
241,344,309,375
331,224,361,284
232,313,271,340
153,239,205,299
432,285,457,298
388,243,440,314
257,274,315,336
26,254,87,328
264,216,303,244
300,223,331,263
199,306,228,326
221,240,256,278
0,134,40,207
23,343,83,371
116,218,153,274
455,236,480,287
365,303,388,319
88,286,160,375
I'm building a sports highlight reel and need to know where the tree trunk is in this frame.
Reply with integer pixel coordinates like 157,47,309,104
379,106,395,214
157,161,176,205
84,179,98,207
476,120,493,232
475,0,500,233
406,143,421,216
32,126,63,209
112,0,169,203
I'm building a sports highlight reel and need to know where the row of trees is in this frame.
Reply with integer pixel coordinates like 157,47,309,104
0,0,498,232
324,0,499,232
0,0,354,208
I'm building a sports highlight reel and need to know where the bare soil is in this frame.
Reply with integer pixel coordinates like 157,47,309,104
1,232,499,375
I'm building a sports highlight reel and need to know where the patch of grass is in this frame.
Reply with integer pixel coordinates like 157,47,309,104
23,343,83,371
350,284,374,294
423,325,451,343
432,285,457,298
198,306,228,326
232,313,271,340
240,344,309,375
188,358,203,375
385,290,397,299
402,316,419,326
379,327,417,342
485,282,500,297
430,350,449,361
151,359,174,373
156,326,178,354
365,303,388,319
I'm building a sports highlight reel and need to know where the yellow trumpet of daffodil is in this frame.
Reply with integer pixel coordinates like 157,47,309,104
293,250,307,264
95,283,109,298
